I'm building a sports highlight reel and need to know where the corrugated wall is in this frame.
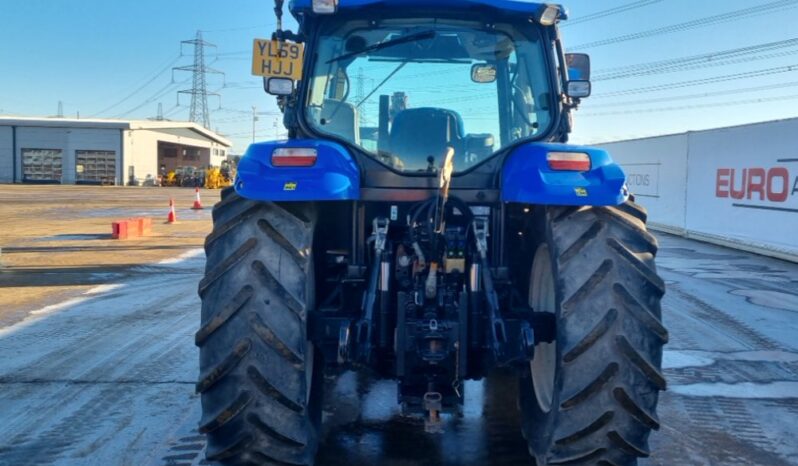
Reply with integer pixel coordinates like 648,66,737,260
0,127,12,183
599,118,798,262
14,127,122,184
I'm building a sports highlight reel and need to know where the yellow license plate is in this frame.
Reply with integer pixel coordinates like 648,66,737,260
252,39,304,81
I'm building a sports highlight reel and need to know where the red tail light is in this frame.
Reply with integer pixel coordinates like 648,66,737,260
272,148,318,167
547,152,591,171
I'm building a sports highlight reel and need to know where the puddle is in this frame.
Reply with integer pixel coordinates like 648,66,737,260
730,289,798,312
658,248,745,261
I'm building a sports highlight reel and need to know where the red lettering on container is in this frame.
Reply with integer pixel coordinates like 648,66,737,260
716,168,730,198
729,168,746,200
747,168,766,200
767,167,790,202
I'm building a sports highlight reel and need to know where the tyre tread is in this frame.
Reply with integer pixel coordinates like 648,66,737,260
522,200,666,466
198,198,318,465
195,285,254,345
196,338,252,393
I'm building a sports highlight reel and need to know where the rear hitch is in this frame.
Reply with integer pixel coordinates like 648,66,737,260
471,217,508,357
423,391,443,433
337,322,351,364
355,217,390,364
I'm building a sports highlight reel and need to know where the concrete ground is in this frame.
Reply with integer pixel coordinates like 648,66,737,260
0,187,796,466
0,185,214,326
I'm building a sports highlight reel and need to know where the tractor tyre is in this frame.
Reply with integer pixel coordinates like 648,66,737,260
196,187,322,465
520,201,668,466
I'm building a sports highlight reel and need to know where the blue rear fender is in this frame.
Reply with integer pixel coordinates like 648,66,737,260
235,139,360,202
501,143,628,206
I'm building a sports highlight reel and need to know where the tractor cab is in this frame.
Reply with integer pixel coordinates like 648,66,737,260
304,18,555,172
262,0,591,176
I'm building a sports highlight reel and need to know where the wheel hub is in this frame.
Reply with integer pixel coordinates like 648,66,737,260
529,244,557,414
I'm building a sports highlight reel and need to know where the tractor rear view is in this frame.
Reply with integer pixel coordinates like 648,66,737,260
196,1,667,465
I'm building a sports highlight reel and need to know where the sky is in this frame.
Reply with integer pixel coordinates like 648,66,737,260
1,0,797,153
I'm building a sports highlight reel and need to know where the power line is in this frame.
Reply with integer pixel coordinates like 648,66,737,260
592,63,798,98
114,81,186,118
570,0,798,50
216,107,281,116
162,104,183,119
580,93,798,117
593,37,798,81
90,55,181,117
562,0,663,28
587,80,798,108
201,24,274,34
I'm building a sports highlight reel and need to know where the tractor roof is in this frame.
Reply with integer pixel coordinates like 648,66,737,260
289,0,566,19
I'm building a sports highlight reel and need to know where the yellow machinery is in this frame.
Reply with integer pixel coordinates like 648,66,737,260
204,167,226,189
204,161,236,189
162,170,178,187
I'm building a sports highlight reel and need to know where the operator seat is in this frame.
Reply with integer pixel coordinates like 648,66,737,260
320,99,360,145
389,108,464,171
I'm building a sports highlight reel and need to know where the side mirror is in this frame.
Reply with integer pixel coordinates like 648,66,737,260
471,64,497,83
264,77,294,96
565,53,590,81
565,53,591,99
566,81,591,99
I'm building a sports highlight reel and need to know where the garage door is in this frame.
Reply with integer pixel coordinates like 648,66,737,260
76,150,117,185
22,149,63,183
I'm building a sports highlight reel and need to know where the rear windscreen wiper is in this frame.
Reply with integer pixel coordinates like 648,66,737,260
327,30,436,63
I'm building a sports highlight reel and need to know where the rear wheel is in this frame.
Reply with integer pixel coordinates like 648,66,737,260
520,201,668,466
196,187,322,465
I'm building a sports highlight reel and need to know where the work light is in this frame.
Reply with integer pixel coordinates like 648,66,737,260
537,4,561,26
312,0,338,14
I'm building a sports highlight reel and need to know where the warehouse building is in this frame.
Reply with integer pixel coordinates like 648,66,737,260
0,117,232,185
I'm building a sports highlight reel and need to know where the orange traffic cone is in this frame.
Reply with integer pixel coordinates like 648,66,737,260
167,198,177,224
192,188,204,210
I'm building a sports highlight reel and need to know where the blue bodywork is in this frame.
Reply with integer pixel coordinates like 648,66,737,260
289,0,566,18
235,139,626,206
235,139,360,201
501,143,628,206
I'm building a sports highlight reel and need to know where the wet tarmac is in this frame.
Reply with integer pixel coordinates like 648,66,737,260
0,233,797,466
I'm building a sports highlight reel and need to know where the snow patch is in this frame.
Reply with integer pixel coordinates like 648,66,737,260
24,283,126,318
30,296,90,316
85,284,125,295
664,350,798,369
158,248,204,265
663,351,715,369
1,249,204,335
670,381,798,399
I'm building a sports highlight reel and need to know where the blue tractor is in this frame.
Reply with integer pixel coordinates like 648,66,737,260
197,1,667,464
